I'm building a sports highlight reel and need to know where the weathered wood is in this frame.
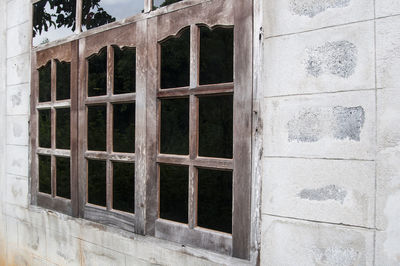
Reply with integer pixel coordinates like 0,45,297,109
85,93,136,105
84,205,136,232
30,51,39,205
190,25,200,89
155,219,232,255
134,18,148,235
36,42,71,67
145,17,159,236
157,83,233,98
232,0,253,260
37,193,72,215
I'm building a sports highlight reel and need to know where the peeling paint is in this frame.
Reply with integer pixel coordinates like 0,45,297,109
312,246,360,266
290,0,351,17
287,106,365,142
332,106,365,141
299,185,347,204
306,41,358,78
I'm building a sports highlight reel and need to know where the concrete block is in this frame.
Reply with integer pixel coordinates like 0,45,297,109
264,21,375,97
376,0,400,17
6,144,28,177
6,174,28,208
263,0,373,37
18,221,47,258
7,0,30,29
7,53,30,86
46,229,81,266
263,90,376,160
375,231,400,266
260,215,374,266
7,83,30,115
80,241,126,266
262,158,375,227
7,22,30,59
376,16,400,89
6,115,29,146
376,89,400,234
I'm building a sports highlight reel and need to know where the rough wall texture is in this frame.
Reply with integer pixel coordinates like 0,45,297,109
1,0,400,265
261,0,400,265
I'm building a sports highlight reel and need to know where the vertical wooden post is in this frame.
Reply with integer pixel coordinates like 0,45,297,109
232,0,253,260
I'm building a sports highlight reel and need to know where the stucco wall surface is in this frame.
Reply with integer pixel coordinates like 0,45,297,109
260,0,400,265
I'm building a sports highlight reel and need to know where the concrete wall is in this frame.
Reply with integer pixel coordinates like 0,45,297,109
260,0,400,265
1,0,400,265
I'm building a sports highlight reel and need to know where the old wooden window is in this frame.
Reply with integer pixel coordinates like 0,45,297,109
31,0,252,259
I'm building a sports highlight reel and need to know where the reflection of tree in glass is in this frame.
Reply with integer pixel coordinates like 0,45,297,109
39,110,52,148
88,47,107,97
113,162,135,213
87,106,107,151
113,103,135,153
160,28,190,89
33,0,115,37
88,160,106,206
114,46,136,94
39,62,51,102
56,157,71,199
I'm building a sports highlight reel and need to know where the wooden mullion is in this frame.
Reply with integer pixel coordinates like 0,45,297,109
190,24,200,89
51,155,56,197
188,165,198,229
106,160,112,211
144,0,152,13
30,51,39,205
232,0,253,259
75,0,82,33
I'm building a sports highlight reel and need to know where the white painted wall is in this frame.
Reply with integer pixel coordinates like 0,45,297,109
1,0,400,265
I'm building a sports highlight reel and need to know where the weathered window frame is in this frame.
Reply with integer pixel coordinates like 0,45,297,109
30,0,253,259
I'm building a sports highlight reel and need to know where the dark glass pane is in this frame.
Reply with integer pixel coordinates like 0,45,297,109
113,103,135,153
39,155,51,194
199,95,233,158
39,109,51,148
160,28,190,89
154,0,183,8
33,0,76,46
56,108,70,149
82,0,143,31
88,160,106,207
160,164,188,223
56,60,71,100
87,105,106,151
113,162,135,213
88,48,107,97
56,157,70,199
114,46,136,94
198,169,232,233
38,62,51,102
160,98,189,155
200,26,234,85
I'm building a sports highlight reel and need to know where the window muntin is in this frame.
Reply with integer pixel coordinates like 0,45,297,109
32,0,253,259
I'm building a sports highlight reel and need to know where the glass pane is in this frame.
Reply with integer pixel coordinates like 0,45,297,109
38,62,51,102
154,0,183,8
160,28,190,89
160,98,189,155
39,109,51,148
39,155,51,194
88,160,106,207
82,0,144,31
113,162,135,213
159,164,188,223
113,103,135,153
199,95,233,158
56,60,71,100
114,46,136,94
197,169,232,234
200,26,234,85
88,48,107,97
56,108,70,149
56,157,70,199
87,105,106,151
33,0,76,46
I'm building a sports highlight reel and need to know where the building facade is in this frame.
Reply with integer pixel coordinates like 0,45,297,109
0,0,399,265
